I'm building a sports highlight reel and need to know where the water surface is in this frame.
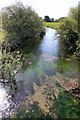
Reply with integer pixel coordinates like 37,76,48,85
0,28,78,118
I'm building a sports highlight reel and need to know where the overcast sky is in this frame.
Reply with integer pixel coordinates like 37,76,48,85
0,0,79,19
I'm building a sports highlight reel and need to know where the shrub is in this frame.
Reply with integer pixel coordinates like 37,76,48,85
58,19,79,55
2,2,44,49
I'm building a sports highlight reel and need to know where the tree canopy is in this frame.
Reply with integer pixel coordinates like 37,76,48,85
44,15,50,22
58,6,79,56
44,16,54,22
2,2,44,49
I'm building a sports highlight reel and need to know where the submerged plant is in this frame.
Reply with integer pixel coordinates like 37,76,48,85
54,91,80,118
13,102,45,119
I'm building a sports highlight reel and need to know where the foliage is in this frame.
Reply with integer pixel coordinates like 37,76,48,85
50,18,54,22
68,6,80,57
45,113,53,119
59,17,66,22
54,92,80,118
13,102,45,119
58,18,79,55
44,15,50,22
68,7,78,30
2,2,44,49
56,57,78,78
13,102,53,119
58,6,80,56
37,68,46,79
0,11,1,30
0,44,22,86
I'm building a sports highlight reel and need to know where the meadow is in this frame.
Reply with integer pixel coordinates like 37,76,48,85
43,22,60,29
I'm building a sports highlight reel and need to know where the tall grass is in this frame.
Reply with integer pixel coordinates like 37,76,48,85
43,22,60,29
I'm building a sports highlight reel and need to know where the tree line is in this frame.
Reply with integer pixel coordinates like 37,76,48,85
44,15,66,22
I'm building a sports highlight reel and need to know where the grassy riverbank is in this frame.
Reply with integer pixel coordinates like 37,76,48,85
43,22,60,29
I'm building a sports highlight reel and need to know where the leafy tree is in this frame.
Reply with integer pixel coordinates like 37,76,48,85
68,6,80,57
55,19,59,22
2,2,44,49
68,7,78,31
50,18,54,22
59,17,66,22
44,15,50,22
58,6,80,56
58,19,79,55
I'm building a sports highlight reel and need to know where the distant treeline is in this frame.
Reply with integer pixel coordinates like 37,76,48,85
43,15,66,22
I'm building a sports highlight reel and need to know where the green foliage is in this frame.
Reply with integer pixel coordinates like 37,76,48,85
58,19,79,54
57,58,70,73
68,7,78,30
0,11,1,30
45,113,53,119
59,17,66,22
37,68,46,79
50,18,54,22
56,58,78,78
58,6,80,56
0,44,22,86
13,102,45,119
54,92,80,118
44,16,50,22
2,2,44,49
68,6,80,57
13,102,53,119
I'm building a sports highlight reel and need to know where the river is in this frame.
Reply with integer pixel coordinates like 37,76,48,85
0,28,78,118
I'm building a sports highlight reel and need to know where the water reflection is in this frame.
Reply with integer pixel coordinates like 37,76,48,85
39,28,59,57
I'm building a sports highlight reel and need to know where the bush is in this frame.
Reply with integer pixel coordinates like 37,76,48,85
58,19,79,55
2,2,44,49
57,6,80,56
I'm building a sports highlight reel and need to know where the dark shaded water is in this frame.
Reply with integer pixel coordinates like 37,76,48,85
0,28,78,118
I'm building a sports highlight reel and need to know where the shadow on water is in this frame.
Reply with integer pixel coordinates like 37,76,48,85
0,28,78,118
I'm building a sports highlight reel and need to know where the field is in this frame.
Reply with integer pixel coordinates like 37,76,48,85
43,22,60,29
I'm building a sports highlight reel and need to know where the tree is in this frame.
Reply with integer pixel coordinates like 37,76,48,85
44,15,50,22
50,18,54,22
58,6,79,56
59,17,66,22
68,6,80,56
68,7,78,31
58,19,79,55
55,19,59,22
2,2,44,49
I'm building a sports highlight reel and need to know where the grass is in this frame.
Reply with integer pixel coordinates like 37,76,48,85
43,22,60,29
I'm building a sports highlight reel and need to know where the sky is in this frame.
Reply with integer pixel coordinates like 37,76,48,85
0,0,79,19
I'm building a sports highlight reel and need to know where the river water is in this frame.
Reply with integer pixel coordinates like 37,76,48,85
0,28,78,118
